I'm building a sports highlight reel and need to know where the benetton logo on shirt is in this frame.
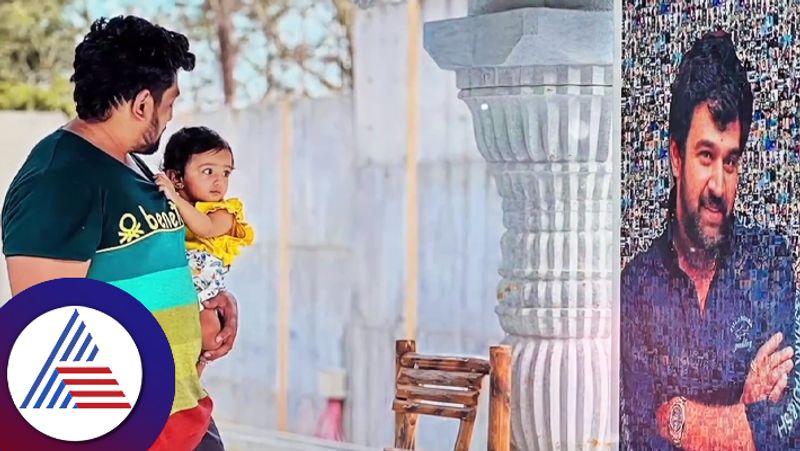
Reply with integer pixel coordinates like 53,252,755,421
117,202,185,244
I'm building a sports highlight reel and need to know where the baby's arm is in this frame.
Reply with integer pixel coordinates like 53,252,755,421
155,174,234,238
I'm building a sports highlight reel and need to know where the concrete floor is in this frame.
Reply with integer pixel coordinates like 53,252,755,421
218,422,378,451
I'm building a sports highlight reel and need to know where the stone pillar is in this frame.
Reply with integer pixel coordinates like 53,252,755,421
423,2,614,450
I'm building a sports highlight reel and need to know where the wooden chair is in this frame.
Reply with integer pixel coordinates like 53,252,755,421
386,339,511,451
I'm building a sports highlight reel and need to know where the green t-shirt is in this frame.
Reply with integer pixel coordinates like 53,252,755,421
2,129,207,418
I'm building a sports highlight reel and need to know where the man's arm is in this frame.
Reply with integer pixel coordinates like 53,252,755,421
656,398,754,451
659,335,797,450
2,173,101,297
621,266,671,449
621,356,667,449
657,236,800,450
6,256,90,296
741,237,800,449
653,330,794,450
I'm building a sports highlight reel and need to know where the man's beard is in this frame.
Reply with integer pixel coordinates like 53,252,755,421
131,114,162,155
681,189,733,261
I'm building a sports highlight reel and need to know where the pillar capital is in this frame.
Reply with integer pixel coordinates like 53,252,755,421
469,0,612,16
425,7,613,91
353,0,406,9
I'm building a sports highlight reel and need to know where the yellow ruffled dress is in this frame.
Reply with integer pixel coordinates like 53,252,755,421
184,198,255,304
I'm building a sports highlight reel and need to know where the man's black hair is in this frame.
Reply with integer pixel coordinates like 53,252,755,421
71,16,196,121
667,31,753,209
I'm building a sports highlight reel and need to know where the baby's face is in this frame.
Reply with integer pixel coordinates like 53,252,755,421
181,148,233,203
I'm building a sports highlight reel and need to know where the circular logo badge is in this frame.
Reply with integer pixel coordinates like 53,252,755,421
0,278,175,451
8,306,143,441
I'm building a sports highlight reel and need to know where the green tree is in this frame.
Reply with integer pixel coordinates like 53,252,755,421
0,0,80,115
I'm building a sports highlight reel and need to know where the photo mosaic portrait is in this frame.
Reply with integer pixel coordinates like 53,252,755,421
622,1,800,449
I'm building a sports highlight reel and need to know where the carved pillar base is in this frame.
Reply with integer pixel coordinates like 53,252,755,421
425,4,614,450
506,336,611,449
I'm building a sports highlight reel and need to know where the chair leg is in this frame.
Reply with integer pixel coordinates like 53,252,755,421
488,345,511,451
395,340,417,449
395,412,418,449
454,413,477,451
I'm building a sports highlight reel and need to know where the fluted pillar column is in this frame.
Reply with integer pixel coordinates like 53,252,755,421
424,3,614,450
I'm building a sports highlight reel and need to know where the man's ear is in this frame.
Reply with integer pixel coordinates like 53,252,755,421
131,89,155,121
669,138,683,179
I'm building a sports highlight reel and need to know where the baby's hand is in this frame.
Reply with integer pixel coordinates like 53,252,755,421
155,173,178,202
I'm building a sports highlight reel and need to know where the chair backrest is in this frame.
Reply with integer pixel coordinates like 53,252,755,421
388,339,511,451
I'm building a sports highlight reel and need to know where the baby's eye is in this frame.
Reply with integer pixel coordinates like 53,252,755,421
202,168,213,175
224,170,231,177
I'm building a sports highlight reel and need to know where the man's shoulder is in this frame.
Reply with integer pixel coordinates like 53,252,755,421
622,238,664,281
621,238,668,310
9,130,105,191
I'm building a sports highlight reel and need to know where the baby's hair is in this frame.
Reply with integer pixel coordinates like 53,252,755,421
162,126,233,175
